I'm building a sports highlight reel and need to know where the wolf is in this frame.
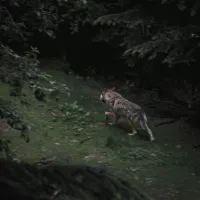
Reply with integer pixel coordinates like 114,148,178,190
100,87,155,141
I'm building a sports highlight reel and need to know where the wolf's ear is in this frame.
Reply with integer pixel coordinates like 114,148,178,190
103,88,107,92
111,87,115,91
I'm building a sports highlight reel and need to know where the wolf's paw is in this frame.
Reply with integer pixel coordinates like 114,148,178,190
105,111,115,117
128,131,137,136
150,137,156,142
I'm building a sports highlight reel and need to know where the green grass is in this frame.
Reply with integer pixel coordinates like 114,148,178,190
1,68,200,200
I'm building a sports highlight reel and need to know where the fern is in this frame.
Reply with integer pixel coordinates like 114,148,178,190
190,0,200,16
123,25,200,65
93,0,200,66
158,0,200,16
94,8,140,26
94,6,154,34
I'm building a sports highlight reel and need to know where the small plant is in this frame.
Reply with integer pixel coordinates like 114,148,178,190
59,101,91,122
0,44,40,94
57,101,91,134
30,72,70,101
120,147,166,166
0,139,11,158
0,99,30,144
106,136,122,149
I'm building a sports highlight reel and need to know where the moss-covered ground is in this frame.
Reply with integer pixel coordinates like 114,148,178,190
1,62,200,200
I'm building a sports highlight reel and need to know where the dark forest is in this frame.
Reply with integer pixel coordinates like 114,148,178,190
1,0,200,199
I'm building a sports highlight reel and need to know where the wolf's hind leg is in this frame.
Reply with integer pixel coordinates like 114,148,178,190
139,120,145,130
145,124,155,142
128,119,137,136
109,114,120,126
140,113,155,141
140,120,155,142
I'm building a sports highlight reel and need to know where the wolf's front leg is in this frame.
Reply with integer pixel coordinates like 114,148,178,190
110,114,120,126
104,111,115,125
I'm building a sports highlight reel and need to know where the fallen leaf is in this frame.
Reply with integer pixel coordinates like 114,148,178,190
176,144,182,149
71,139,78,143
51,110,64,117
89,122,105,126
84,153,105,161
0,119,17,133
64,157,72,162
37,157,56,164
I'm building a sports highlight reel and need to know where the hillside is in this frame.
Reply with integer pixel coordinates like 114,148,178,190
1,59,200,200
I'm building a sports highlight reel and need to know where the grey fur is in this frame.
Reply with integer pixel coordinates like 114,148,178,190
100,88,155,142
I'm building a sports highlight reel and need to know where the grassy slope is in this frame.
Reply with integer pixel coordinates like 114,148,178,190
1,67,200,200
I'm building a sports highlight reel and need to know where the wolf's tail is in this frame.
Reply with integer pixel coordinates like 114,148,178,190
139,111,155,141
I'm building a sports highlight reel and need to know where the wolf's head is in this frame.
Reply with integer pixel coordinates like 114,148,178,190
100,87,122,104
100,87,114,103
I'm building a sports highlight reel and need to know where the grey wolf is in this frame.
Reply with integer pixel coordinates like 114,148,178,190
100,88,155,141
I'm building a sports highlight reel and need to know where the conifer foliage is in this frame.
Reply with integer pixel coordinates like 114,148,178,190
94,0,200,67
1,0,199,68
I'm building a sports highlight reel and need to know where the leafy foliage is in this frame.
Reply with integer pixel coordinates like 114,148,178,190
123,25,200,66
0,44,39,88
0,99,29,134
59,101,90,121
0,0,108,45
0,139,11,157
1,0,200,68
31,72,71,101
94,1,200,67
56,101,92,134
0,98,30,158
